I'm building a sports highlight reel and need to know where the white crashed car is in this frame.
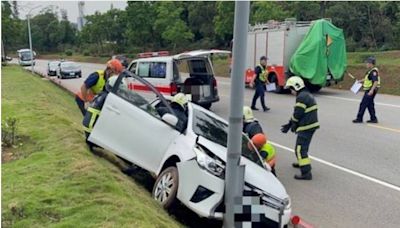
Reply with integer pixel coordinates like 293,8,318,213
88,71,292,227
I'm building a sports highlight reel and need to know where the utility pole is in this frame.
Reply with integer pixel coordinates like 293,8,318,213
224,1,250,228
27,13,34,73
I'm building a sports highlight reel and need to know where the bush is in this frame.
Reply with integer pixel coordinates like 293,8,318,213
65,49,73,56
83,50,90,56
1,117,18,147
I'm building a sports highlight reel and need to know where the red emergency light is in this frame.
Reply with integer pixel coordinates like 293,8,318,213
137,51,170,58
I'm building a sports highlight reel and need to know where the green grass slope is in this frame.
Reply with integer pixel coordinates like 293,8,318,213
1,66,182,228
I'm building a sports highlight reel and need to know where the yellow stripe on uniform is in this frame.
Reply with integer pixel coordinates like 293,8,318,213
296,122,320,132
295,102,307,109
305,105,318,113
296,145,311,166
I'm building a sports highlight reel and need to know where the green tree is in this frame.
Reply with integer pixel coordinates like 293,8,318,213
124,1,157,50
154,2,194,51
251,2,291,24
214,1,234,47
2,1,22,51
187,1,216,46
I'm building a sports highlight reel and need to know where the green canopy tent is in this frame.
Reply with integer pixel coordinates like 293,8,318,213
289,19,347,87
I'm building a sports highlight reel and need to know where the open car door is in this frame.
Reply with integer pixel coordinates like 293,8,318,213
88,71,181,173
174,50,230,108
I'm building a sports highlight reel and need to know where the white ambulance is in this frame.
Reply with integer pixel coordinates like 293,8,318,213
128,50,230,109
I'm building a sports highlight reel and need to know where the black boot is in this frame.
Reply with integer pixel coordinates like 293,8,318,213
294,172,312,180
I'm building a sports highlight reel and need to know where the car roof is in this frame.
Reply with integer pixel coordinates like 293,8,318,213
134,56,173,62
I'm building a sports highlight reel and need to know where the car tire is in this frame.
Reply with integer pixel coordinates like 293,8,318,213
152,166,179,209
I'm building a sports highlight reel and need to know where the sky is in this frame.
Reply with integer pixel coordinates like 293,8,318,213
17,0,127,24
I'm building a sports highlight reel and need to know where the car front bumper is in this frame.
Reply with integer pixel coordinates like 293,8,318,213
60,71,81,78
176,160,291,226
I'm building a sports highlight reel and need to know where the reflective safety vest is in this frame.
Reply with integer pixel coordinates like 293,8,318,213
260,143,276,167
257,65,268,82
91,70,106,94
76,70,106,101
363,67,380,90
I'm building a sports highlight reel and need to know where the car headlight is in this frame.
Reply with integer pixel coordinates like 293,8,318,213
194,145,225,178
284,197,291,210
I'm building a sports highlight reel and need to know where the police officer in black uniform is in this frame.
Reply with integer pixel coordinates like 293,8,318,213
353,56,380,123
281,76,319,180
250,56,270,112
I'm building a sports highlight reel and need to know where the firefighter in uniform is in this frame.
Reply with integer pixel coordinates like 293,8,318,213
281,76,319,180
83,76,128,149
250,56,270,112
157,93,189,133
243,106,263,138
75,59,123,116
353,56,380,123
243,107,277,176
250,133,277,176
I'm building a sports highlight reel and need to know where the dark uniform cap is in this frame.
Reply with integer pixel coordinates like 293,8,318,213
365,56,376,65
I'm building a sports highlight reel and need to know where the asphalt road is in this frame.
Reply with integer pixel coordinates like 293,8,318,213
22,59,400,227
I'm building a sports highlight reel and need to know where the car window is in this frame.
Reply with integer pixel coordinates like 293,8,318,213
49,62,60,68
172,62,180,82
129,62,137,74
192,109,264,167
115,76,164,119
137,62,167,78
189,59,209,74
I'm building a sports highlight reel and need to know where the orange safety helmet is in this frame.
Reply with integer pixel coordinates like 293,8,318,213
107,59,124,74
251,133,267,149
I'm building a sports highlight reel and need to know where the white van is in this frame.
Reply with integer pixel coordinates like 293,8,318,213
128,50,230,109
17,49,36,66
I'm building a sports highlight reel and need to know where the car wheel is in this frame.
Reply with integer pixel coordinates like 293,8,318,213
152,166,179,209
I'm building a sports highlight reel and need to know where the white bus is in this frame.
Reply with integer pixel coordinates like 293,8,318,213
17,49,36,66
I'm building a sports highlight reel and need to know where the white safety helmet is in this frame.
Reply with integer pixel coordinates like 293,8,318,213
243,106,255,123
172,93,188,109
285,76,305,91
106,75,127,92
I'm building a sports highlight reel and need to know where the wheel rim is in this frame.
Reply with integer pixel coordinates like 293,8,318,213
154,172,174,203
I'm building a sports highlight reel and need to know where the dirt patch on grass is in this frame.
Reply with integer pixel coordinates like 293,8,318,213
1,135,32,163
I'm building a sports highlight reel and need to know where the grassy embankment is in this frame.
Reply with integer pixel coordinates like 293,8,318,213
1,66,182,227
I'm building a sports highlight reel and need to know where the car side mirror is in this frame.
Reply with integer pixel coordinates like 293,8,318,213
162,113,178,127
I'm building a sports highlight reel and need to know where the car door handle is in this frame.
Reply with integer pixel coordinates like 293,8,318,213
106,106,120,115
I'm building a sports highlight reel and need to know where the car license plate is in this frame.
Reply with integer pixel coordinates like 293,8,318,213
70,73,75,76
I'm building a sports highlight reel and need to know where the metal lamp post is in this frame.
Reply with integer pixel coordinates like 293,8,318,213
23,5,41,73
224,1,250,227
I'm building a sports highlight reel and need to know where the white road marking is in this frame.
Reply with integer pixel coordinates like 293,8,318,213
367,124,400,133
269,141,400,193
311,95,400,108
216,77,400,108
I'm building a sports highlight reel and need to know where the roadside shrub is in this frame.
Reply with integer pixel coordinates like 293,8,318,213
65,49,73,56
1,117,18,147
83,50,90,56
